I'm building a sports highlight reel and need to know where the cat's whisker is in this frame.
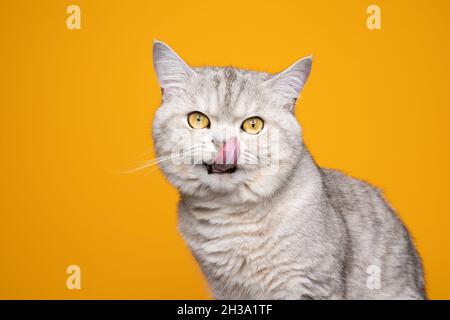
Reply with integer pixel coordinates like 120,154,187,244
242,151,271,167
124,145,203,174
151,144,203,163
245,150,273,164
146,147,206,176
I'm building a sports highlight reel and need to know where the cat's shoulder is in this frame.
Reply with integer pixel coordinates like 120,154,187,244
320,167,383,200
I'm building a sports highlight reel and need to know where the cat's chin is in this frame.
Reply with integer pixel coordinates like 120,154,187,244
169,162,268,197
192,164,245,190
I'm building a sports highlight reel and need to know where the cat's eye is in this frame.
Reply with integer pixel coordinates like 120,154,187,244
187,112,210,129
241,117,264,135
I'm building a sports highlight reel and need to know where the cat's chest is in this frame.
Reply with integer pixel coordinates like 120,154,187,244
179,206,289,282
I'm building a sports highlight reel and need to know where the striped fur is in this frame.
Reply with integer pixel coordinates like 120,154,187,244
152,41,426,299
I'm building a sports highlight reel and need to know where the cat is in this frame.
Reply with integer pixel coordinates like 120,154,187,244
151,40,426,299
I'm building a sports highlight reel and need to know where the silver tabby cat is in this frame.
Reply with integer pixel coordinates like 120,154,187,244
151,40,426,299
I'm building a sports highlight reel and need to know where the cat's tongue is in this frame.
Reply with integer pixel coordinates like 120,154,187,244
210,137,240,174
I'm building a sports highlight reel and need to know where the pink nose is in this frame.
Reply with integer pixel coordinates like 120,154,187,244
212,137,240,166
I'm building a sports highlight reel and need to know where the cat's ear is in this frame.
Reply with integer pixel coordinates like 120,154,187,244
153,40,195,90
264,56,312,109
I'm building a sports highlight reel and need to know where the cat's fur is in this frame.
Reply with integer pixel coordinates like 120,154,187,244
151,40,426,299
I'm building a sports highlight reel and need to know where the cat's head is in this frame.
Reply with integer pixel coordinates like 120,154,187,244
152,40,312,203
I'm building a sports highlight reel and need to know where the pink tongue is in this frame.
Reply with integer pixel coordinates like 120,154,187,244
213,137,240,167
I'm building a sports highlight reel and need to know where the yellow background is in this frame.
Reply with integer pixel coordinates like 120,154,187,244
0,0,449,299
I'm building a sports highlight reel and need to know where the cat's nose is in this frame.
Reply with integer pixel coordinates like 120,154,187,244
211,139,221,149
211,138,227,149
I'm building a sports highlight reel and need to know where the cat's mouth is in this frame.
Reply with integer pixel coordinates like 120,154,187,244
204,137,239,174
204,163,237,174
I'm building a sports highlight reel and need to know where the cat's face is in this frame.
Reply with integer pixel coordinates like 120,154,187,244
152,41,312,202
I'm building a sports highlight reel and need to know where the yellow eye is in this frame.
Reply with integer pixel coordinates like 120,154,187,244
242,117,264,135
187,112,210,129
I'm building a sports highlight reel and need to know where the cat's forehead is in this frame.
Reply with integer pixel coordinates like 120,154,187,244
189,67,272,118
194,66,270,81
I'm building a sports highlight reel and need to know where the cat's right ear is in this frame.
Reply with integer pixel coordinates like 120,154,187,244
263,55,312,110
153,40,195,91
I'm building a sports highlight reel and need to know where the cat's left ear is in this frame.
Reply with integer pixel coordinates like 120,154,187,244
264,56,312,109
153,40,195,91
